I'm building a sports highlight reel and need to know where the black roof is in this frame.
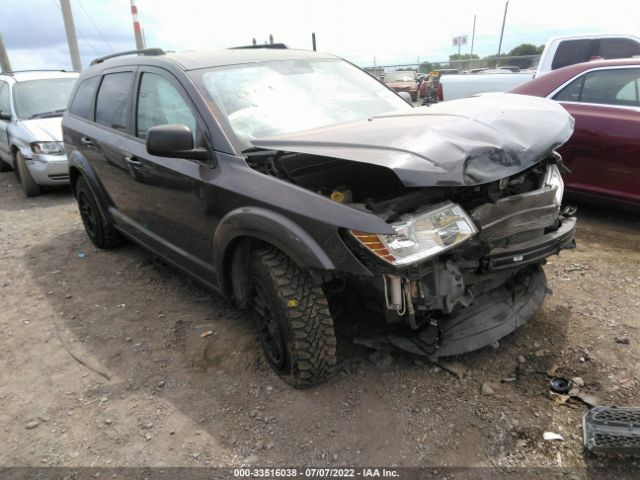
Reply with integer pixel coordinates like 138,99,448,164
85,47,337,73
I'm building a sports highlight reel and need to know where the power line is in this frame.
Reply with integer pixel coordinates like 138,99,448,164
49,0,100,57
75,0,115,53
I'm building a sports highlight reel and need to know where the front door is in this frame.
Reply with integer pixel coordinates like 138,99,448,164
114,67,218,284
0,81,12,162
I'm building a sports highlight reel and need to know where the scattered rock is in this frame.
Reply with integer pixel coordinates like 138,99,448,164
104,419,112,425
518,355,526,364
200,331,213,338
242,455,259,464
572,377,584,387
546,362,559,376
481,382,495,396
25,421,40,430
543,432,564,441
437,361,468,379
615,337,630,345
266,442,274,450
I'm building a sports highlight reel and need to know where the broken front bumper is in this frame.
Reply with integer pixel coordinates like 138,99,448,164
363,215,577,358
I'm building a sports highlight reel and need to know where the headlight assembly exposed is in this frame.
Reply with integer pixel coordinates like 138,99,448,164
30,141,64,155
350,202,478,266
543,164,564,206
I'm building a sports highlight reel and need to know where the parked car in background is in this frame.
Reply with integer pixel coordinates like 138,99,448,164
0,70,78,196
383,70,418,100
513,58,640,209
63,47,576,387
437,34,640,104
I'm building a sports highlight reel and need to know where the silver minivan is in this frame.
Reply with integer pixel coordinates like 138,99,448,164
0,70,78,196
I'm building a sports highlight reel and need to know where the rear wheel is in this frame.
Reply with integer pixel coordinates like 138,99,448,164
75,176,125,249
250,247,337,387
15,152,41,197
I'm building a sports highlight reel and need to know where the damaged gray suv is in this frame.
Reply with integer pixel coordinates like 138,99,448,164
62,46,577,387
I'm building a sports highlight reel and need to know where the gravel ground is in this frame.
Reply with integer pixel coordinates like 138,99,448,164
1,171,639,476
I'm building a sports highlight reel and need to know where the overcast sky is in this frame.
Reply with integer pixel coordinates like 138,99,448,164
2,0,640,71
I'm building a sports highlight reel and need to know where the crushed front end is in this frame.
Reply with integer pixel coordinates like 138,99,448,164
344,155,576,357
249,93,577,358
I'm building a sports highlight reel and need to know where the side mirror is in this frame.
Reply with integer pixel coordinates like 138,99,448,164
398,91,413,105
0,110,11,121
146,124,208,161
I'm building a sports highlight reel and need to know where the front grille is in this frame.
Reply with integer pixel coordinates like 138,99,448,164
583,407,640,454
471,186,559,246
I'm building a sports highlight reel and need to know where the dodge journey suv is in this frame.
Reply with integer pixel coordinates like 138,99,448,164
62,47,577,387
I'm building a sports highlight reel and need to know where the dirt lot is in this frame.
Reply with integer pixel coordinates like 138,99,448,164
1,170,639,475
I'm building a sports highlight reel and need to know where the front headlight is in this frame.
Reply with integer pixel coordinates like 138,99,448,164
543,164,564,206
31,141,64,155
350,202,478,266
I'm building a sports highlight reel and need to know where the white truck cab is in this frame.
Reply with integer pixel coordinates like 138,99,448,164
536,34,640,78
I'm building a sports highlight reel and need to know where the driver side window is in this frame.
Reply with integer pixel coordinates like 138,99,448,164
0,82,10,116
136,72,197,140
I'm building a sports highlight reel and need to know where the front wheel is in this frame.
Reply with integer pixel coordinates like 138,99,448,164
250,247,337,387
15,152,41,197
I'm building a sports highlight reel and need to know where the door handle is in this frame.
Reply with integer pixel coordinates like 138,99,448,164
124,155,143,167
80,136,94,147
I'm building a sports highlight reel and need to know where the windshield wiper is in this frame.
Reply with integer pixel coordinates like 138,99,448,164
29,109,65,119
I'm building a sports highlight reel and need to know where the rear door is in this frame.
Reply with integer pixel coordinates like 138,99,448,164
83,68,139,214
553,67,640,204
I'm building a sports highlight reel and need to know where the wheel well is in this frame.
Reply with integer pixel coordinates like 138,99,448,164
68,166,81,195
222,236,265,309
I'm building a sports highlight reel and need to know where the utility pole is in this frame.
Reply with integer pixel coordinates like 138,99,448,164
130,0,145,50
269,34,274,45
312,32,316,51
497,1,509,57
469,14,476,71
0,35,12,73
60,0,82,71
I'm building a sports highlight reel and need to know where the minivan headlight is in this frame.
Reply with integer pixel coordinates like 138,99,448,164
543,164,564,206
31,141,64,155
350,202,478,266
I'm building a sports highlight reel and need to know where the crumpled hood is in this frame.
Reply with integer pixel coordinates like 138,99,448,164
252,93,575,187
21,117,63,142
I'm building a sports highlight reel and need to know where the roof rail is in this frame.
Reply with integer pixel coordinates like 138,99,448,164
1,69,70,76
230,43,288,50
90,48,165,66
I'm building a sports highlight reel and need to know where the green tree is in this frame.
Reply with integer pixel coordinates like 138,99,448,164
449,53,480,61
508,43,543,56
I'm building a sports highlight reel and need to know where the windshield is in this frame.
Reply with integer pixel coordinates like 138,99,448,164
13,78,77,119
384,71,416,83
194,59,410,147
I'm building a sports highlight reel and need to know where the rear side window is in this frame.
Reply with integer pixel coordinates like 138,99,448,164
95,72,133,132
554,68,640,107
598,38,640,60
68,76,99,119
551,39,595,70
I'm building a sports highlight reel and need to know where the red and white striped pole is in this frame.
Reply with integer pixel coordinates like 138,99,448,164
130,0,145,50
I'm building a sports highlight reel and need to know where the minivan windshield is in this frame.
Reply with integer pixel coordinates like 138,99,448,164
13,78,77,120
194,59,410,147
384,71,417,83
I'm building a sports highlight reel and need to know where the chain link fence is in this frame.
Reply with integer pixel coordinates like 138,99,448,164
362,54,541,77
